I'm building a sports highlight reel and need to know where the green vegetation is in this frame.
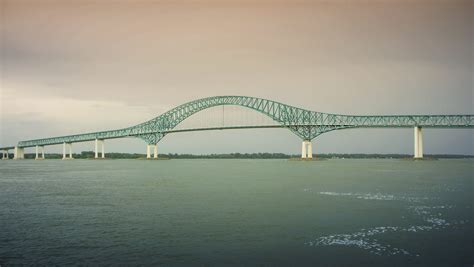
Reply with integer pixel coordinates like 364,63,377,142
4,151,473,160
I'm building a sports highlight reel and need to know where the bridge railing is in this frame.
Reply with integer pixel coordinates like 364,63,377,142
332,114,474,128
17,128,133,148
14,114,474,148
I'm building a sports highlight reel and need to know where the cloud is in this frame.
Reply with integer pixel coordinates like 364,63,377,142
1,0,472,154
1,85,170,141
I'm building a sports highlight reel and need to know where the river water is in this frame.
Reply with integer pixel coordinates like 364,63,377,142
0,159,472,266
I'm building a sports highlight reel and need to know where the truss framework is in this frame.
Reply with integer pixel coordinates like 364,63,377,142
6,96,473,148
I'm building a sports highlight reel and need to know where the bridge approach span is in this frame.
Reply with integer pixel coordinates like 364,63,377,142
1,96,472,160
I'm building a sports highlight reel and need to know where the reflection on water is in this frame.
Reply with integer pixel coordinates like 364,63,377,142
317,191,432,202
305,191,469,256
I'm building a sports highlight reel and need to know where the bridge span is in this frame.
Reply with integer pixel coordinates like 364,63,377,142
1,96,473,160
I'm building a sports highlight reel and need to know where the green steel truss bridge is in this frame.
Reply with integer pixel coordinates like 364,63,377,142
1,95,473,160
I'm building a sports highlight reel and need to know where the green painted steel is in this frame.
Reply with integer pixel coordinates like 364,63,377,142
3,95,473,148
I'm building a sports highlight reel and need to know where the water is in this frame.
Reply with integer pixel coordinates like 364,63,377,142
0,159,472,266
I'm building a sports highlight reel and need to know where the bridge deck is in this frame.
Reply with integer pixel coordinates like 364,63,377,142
1,96,473,149
2,122,473,149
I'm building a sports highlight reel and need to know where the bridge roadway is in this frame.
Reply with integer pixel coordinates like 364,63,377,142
1,95,473,160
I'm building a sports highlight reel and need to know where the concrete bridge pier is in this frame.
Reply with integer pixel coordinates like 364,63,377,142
146,144,158,159
35,146,45,160
95,139,105,159
63,142,73,160
414,127,423,159
1,149,9,160
301,140,313,159
14,147,24,159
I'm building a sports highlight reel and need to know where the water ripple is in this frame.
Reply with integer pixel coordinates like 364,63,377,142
305,192,468,256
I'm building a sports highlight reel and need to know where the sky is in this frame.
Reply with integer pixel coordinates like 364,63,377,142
1,0,473,155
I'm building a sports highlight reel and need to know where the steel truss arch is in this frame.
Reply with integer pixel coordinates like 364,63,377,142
8,95,474,148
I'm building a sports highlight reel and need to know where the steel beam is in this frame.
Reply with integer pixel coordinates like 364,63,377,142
1,96,472,150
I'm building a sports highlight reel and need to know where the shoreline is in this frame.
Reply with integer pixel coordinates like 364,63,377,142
1,153,473,160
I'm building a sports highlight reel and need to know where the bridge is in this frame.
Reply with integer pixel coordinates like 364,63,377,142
1,96,473,160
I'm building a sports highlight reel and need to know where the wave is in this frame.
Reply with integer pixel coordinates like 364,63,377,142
318,191,431,202
305,192,468,256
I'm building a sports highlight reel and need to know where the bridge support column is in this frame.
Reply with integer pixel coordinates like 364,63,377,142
95,139,105,159
14,147,24,159
146,144,158,159
63,142,73,160
414,127,423,159
307,141,313,159
35,146,45,160
301,140,312,159
102,141,105,159
301,142,307,158
2,150,9,160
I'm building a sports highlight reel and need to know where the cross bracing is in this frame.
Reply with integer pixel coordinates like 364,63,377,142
2,95,473,149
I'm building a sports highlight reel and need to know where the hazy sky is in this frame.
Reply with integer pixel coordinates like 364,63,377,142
1,0,473,155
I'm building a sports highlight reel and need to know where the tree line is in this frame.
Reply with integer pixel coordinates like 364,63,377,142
3,151,473,159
